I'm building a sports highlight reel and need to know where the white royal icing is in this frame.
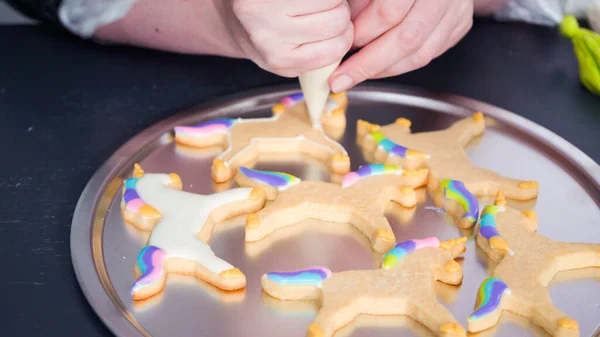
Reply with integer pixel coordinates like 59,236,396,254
135,174,252,273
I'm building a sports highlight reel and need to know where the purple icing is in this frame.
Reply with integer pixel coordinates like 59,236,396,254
394,240,417,252
356,165,373,176
480,225,500,240
450,180,479,220
289,93,304,102
189,118,235,128
470,278,509,320
123,189,140,203
389,144,408,157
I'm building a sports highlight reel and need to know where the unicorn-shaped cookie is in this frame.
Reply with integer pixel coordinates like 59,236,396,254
357,113,539,202
121,164,266,300
468,192,600,336
236,164,429,254
174,92,350,183
262,237,468,337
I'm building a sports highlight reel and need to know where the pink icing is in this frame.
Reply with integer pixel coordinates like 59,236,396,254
341,172,360,188
146,249,167,280
413,237,441,249
127,198,145,212
280,96,295,107
174,124,229,136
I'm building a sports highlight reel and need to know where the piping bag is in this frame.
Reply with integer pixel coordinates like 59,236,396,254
560,15,600,96
299,61,341,128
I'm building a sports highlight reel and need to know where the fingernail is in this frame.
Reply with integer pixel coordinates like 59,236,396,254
330,75,353,93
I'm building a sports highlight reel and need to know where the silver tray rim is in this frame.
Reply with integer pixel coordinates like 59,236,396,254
69,83,600,337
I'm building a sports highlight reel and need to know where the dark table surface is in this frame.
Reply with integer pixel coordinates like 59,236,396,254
1,18,599,337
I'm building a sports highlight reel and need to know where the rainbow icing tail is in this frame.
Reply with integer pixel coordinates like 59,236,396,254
369,131,428,159
381,237,441,269
131,246,167,298
440,179,479,224
174,118,236,138
265,266,332,286
469,277,510,322
342,164,403,187
238,167,301,190
479,205,512,254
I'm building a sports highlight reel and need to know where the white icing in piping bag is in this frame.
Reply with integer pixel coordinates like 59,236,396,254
299,61,340,128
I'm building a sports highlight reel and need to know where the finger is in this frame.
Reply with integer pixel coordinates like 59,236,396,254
436,17,472,59
352,0,415,48
283,1,351,44
373,6,461,78
267,23,354,77
329,0,447,92
284,0,346,16
349,0,371,20
437,3,473,57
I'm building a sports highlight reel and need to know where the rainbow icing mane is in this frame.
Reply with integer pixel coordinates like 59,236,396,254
369,131,427,158
440,179,479,224
382,237,441,269
469,277,510,321
272,93,305,113
123,177,161,219
174,118,236,138
266,267,332,285
131,245,167,296
479,205,511,253
342,164,403,187
239,167,301,190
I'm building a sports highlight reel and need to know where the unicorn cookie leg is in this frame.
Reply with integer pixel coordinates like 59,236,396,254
122,164,266,300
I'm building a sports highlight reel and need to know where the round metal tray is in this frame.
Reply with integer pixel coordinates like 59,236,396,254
71,84,600,337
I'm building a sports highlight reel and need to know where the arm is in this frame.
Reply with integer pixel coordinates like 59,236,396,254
94,0,243,58
474,0,508,15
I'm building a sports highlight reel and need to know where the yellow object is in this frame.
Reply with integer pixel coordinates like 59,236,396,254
560,16,600,95
219,268,244,279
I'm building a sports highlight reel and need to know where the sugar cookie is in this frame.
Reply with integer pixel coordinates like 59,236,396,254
468,192,600,336
174,92,350,182
357,113,539,201
236,164,429,253
262,237,468,337
121,164,266,300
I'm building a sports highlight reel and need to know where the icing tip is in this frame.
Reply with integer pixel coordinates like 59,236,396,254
400,186,414,196
523,210,537,219
472,112,485,124
375,229,395,242
249,188,266,201
219,268,245,279
518,181,539,189
245,214,260,229
495,191,507,206
394,117,412,128
133,163,145,178
272,103,286,114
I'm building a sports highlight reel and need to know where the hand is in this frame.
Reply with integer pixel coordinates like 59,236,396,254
219,0,354,77
329,0,474,92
